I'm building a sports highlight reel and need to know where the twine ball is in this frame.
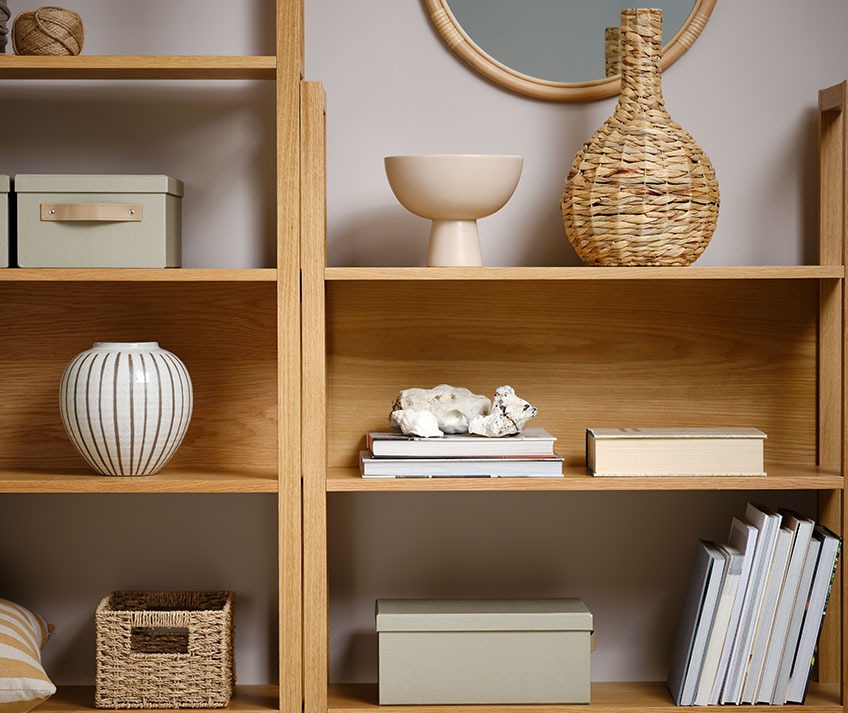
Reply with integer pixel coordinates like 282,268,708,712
12,6,83,56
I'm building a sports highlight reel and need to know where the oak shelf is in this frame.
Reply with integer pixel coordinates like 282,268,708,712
327,682,842,713
0,56,276,80
0,467,278,493
325,265,845,282
326,464,844,492
37,685,280,713
0,268,277,282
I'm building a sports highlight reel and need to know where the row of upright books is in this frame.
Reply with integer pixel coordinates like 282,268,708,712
667,502,841,706
359,428,564,478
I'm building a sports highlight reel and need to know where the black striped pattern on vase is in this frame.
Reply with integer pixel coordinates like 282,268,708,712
60,342,193,477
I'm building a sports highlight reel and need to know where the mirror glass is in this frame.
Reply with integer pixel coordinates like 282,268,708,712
446,0,696,83
425,0,716,101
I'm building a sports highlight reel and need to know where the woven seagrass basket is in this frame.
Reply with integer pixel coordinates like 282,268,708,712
561,8,719,267
95,591,235,709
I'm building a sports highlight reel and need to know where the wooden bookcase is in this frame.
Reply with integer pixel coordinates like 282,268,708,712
0,2,303,713
300,82,848,712
4,9,847,712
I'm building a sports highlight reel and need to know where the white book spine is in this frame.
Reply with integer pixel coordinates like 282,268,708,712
741,526,793,702
693,546,743,705
720,504,781,704
772,537,820,704
786,530,841,703
708,519,758,705
756,514,815,703
681,549,728,704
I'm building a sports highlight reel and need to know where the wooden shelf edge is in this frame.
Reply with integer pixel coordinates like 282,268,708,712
326,465,843,492
0,268,277,282
0,56,276,80
37,685,279,713
820,81,847,113
328,682,841,712
0,468,278,493
325,266,845,282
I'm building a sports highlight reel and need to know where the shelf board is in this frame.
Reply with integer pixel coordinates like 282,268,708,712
38,685,279,713
0,56,276,80
328,682,841,712
0,268,277,282
325,266,845,281
0,467,278,493
326,464,843,492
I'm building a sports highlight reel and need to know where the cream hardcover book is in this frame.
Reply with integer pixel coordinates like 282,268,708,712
586,427,766,477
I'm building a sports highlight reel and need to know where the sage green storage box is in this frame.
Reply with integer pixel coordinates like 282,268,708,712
0,175,8,267
376,599,592,705
15,174,183,267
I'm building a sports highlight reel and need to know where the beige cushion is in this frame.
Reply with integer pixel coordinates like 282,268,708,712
0,600,55,713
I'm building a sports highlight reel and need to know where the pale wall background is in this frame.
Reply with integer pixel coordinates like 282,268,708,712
0,0,844,688
309,1,848,268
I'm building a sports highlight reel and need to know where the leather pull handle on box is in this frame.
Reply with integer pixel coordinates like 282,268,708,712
40,203,143,222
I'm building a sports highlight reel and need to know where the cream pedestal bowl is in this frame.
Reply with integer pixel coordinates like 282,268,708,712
385,154,523,267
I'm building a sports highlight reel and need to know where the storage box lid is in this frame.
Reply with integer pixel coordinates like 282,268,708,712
376,599,592,632
14,174,183,197
0,175,8,192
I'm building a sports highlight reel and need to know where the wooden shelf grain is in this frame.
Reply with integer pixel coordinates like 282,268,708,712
37,685,279,713
0,268,277,282
327,682,842,713
0,468,278,493
0,56,276,80
325,266,845,282
326,464,843,492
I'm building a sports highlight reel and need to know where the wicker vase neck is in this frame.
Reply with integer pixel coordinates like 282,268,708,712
618,9,665,115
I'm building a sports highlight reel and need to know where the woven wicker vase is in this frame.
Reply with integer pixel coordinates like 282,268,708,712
561,8,719,266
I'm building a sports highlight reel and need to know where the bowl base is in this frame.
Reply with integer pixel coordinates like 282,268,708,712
427,220,482,267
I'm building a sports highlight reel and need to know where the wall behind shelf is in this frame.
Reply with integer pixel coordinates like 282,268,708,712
328,490,817,683
0,493,279,685
8,0,276,56
305,0,848,268
0,0,276,268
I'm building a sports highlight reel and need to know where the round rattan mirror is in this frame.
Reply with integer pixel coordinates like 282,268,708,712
423,0,717,102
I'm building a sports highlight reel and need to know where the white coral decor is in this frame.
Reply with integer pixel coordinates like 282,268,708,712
468,385,538,437
390,384,491,435
389,384,537,437
389,408,443,438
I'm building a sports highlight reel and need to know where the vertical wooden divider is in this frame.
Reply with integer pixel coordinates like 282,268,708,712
818,80,847,695
300,80,328,713
278,1,304,712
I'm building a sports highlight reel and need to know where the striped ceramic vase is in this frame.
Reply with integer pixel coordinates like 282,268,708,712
60,342,193,476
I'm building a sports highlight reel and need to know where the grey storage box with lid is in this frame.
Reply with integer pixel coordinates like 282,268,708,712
15,174,183,267
0,175,8,267
376,598,593,705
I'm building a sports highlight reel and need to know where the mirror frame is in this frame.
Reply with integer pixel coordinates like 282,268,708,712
423,0,717,102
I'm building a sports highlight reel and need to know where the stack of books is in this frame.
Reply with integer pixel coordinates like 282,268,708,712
359,427,564,478
667,502,841,706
